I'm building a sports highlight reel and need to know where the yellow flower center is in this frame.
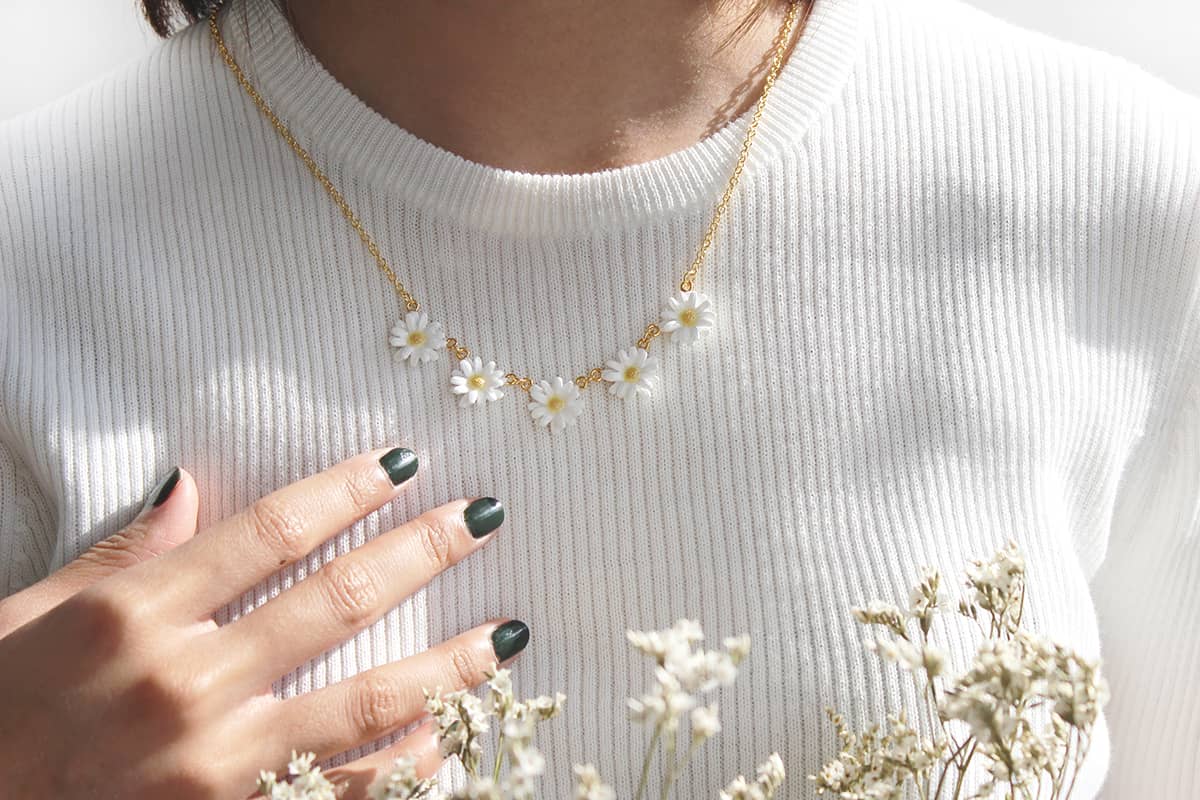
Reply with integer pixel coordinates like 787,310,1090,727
679,308,698,327
467,374,487,390
406,330,427,347
623,365,641,382
547,395,566,413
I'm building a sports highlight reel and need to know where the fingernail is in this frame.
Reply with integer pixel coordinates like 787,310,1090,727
140,466,181,515
463,497,504,539
491,620,529,662
379,447,418,485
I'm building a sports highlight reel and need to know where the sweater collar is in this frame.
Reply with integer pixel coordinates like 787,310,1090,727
214,0,864,236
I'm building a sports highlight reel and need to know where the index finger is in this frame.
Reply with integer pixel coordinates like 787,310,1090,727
110,446,420,619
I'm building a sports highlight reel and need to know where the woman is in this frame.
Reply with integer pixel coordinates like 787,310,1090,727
1,0,1196,796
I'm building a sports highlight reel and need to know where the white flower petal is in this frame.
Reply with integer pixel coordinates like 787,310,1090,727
388,310,444,364
659,290,714,345
527,377,584,432
449,355,505,405
602,346,659,400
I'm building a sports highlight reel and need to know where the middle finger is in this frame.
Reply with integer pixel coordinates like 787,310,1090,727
210,496,506,694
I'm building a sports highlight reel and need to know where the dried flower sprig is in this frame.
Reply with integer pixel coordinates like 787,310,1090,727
624,620,773,800
257,751,338,800
810,540,1109,800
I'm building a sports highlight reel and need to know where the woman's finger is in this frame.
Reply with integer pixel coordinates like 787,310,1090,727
320,719,443,800
210,497,507,692
0,466,198,635
115,446,421,618
258,620,528,763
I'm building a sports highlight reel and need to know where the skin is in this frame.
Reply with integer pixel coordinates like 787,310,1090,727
282,0,806,174
0,2,807,795
0,451,511,798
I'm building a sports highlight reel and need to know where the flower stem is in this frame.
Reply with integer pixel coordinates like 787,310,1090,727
1064,734,1091,800
634,726,663,800
951,740,978,799
659,725,679,800
492,730,505,783
662,739,701,800
934,736,971,800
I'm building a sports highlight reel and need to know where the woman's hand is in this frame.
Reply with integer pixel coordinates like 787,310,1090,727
0,446,523,799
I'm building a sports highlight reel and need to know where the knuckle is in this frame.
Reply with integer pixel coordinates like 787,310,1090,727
447,646,482,690
54,588,133,653
317,558,379,627
247,495,309,563
81,528,158,572
342,467,381,516
411,515,455,573
349,674,404,739
126,671,195,719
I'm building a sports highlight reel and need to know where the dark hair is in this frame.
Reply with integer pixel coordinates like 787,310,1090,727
141,0,223,37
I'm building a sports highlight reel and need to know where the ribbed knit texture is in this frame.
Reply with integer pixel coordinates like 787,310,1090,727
2,0,1199,796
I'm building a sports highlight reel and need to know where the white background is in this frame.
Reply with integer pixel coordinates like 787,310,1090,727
1,0,1198,121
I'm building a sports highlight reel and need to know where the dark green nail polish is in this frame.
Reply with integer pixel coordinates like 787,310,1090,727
379,447,418,485
491,620,529,662
140,466,181,515
464,497,504,538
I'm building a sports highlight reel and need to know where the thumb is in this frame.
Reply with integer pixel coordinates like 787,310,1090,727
1,466,200,632
70,465,200,586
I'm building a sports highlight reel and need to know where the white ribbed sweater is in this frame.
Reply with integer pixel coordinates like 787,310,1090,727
2,0,1199,796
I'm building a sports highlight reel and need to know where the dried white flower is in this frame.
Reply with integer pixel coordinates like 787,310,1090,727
691,703,721,743
720,753,786,800
256,750,337,800
724,635,752,665
964,539,1026,634
572,764,615,800
851,600,907,636
426,687,490,775
907,566,944,634
866,636,947,678
523,692,567,721
483,666,515,720
368,754,438,800
628,666,696,731
448,778,504,800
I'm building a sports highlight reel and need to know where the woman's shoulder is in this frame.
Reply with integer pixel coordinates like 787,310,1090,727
0,19,232,241
860,0,1200,132
859,0,1200,386
861,0,1200,251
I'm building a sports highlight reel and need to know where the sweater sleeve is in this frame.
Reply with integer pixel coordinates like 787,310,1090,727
1089,243,1200,795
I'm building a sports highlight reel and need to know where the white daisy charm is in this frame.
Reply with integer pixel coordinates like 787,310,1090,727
388,311,444,364
601,347,659,400
449,357,506,407
659,290,715,344
528,376,585,433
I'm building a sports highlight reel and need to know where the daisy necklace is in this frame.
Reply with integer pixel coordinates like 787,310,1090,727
208,1,811,434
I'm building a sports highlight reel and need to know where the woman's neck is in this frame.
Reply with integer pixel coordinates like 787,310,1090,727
282,0,802,174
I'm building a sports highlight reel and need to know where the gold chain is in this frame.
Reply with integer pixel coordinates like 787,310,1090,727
208,1,810,393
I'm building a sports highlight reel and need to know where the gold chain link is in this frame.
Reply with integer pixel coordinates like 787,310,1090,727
207,1,810,390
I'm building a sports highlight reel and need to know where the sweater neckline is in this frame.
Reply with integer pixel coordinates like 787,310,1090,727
217,0,864,236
